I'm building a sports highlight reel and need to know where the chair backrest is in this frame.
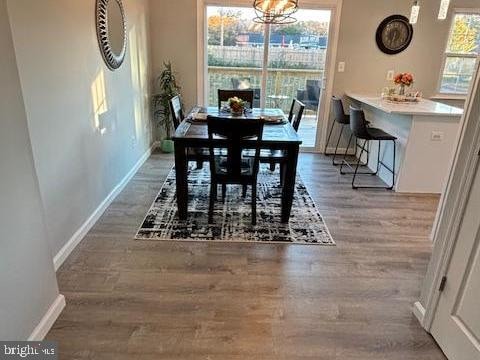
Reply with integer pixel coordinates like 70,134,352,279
288,99,306,131
207,116,264,179
349,106,370,140
169,95,184,130
231,77,252,90
306,79,322,102
331,96,350,125
218,89,254,110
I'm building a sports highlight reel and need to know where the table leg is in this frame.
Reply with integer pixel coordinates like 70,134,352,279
174,143,188,220
281,144,299,223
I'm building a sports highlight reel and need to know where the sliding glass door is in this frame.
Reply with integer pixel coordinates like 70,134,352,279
206,6,264,108
266,10,331,147
206,5,332,149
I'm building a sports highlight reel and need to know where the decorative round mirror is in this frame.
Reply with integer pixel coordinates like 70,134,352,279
96,0,127,70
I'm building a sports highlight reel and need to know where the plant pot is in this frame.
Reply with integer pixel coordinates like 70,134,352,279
231,107,245,116
161,139,175,153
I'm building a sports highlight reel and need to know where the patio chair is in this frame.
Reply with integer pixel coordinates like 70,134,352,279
231,77,261,108
297,79,322,111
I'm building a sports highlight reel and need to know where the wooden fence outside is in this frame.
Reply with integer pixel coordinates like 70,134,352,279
208,45,326,69
208,66,324,112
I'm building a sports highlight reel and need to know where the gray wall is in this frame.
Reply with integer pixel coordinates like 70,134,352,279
7,0,152,257
148,0,477,143
149,0,198,120
334,0,478,103
0,0,59,340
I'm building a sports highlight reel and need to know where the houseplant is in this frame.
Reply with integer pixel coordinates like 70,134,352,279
228,96,246,116
153,62,181,153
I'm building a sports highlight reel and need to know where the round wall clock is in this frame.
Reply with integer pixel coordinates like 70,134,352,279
376,15,414,55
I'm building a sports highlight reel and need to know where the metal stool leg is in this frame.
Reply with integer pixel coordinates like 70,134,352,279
324,120,336,155
339,133,354,174
373,140,381,176
390,140,396,190
351,139,396,190
332,124,345,166
352,140,367,189
340,134,376,175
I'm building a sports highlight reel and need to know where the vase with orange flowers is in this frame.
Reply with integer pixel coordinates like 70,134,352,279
394,72,414,96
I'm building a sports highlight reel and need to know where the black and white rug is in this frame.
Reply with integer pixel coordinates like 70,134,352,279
135,165,334,245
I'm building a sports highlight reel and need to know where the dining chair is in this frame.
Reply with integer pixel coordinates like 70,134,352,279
207,116,264,225
288,98,306,131
217,89,255,110
230,78,261,108
169,95,209,169
169,95,184,130
260,99,305,182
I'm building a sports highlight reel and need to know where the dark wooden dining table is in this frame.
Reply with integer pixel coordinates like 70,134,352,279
172,107,302,223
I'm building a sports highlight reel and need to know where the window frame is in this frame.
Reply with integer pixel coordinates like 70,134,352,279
436,8,480,98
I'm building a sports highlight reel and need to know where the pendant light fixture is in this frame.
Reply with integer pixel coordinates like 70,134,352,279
438,0,450,20
409,0,420,24
253,0,298,24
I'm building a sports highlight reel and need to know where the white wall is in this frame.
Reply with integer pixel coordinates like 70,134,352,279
0,0,60,340
7,0,152,258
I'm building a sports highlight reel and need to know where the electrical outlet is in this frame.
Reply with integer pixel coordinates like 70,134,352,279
431,131,444,142
130,136,136,149
387,70,395,81
338,62,345,73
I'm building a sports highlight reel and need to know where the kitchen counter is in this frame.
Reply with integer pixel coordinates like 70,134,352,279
346,92,463,117
346,93,464,193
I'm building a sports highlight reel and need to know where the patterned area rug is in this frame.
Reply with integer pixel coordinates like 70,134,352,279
135,165,334,245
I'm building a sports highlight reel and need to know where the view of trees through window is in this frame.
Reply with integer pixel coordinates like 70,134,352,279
440,12,480,95
207,6,331,147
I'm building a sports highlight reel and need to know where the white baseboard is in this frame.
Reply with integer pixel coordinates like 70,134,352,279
53,144,156,271
413,301,426,327
28,294,65,341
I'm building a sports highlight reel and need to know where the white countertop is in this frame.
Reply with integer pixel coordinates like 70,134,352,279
346,92,464,117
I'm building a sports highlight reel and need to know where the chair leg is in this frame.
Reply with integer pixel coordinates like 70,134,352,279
332,124,345,166
352,140,367,189
374,140,381,176
351,139,396,190
390,140,396,190
279,163,285,187
196,160,203,169
340,133,354,175
251,183,257,226
324,120,336,155
269,162,276,172
222,184,227,202
209,183,216,224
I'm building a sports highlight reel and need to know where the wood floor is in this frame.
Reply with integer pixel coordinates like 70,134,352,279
47,152,446,359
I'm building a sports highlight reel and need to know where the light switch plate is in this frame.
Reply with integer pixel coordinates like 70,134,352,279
338,62,345,73
387,70,395,81
431,131,444,141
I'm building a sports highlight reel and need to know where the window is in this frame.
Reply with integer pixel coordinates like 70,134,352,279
438,11,480,95
206,6,332,148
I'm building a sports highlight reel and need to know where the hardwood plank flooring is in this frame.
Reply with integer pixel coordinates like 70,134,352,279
47,152,446,359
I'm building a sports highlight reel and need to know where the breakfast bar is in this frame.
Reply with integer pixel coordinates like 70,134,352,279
346,93,464,193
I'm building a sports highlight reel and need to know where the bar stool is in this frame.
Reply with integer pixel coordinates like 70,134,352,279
341,106,397,190
325,96,369,166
